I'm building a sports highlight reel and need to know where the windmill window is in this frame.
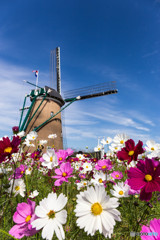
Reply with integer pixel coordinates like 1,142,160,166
50,111,54,117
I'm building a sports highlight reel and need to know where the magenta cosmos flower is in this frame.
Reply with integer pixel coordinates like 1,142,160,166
117,139,144,164
95,159,112,171
127,158,160,201
111,171,123,180
0,136,21,163
56,149,68,164
141,218,160,240
52,162,73,186
9,199,38,239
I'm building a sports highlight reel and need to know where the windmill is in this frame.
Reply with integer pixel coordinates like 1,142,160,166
19,47,118,150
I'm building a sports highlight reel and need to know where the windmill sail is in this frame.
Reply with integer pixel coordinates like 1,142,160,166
63,81,118,102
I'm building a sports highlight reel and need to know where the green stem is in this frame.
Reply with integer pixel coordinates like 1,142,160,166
0,229,19,240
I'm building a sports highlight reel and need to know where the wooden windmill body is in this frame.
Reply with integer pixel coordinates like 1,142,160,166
19,47,118,150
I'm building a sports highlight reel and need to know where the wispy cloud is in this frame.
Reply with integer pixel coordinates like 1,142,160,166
142,50,159,58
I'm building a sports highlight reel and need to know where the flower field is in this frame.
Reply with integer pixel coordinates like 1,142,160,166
0,130,160,240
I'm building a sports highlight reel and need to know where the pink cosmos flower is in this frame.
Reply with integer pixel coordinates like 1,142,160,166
141,218,160,239
95,159,112,171
9,199,38,239
52,162,73,186
127,158,160,201
111,171,123,180
56,149,68,164
14,165,27,179
117,139,144,164
66,148,74,156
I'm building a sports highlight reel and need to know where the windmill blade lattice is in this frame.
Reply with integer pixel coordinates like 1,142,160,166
63,81,118,101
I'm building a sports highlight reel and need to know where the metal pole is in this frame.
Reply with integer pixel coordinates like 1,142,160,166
19,95,27,129
24,95,47,131
19,96,37,131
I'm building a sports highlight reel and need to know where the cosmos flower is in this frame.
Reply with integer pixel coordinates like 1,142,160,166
56,149,68,164
74,185,121,238
95,159,112,171
127,158,160,201
8,179,26,197
9,199,38,239
113,133,129,146
13,164,27,179
117,139,144,164
110,182,130,198
0,136,21,163
29,190,39,199
111,171,123,180
26,131,38,141
31,192,67,240
52,162,73,186
41,149,58,169
140,218,160,240
82,162,93,173
91,171,106,186
23,139,35,147
48,134,57,139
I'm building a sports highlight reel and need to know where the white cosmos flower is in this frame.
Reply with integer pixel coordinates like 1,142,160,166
25,166,33,175
29,190,39,198
76,154,85,160
145,140,160,158
75,185,121,238
109,143,121,152
48,134,57,139
110,182,130,198
113,133,129,146
101,137,112,145
26,131,38,141
91,172,106,186
31,192,67,240
42,149,58,169
23,139,35,147
76,180,89,190
8,179,26,197
94,145,102,152
82,162,92,173
17,131,25,138
39,140,48,145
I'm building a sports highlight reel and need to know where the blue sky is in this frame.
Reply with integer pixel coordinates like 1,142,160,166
0,0,160,150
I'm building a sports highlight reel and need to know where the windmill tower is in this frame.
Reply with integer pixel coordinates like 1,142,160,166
19,47,118,150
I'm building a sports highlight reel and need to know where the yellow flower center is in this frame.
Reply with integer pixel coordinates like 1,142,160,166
154,167,156,171
83,182,87,186
21,171,24,174
102,165,106,169
32,136,35,139
52,144,55,148
151,147,154,151
15,186,20,191
59,157,62,161
115,147,118,150
120,140,124,144
47,210,55,219
128,150,134,156
99,178,103,183
119,190,124,195
4,147,12,153
25,215,31,222
50,157,53,162
115,174,119,178
86,166,88,168
28,167,31,171
62,172,67,177
145,174,152,182
98,147,101,150
91,202,103,215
